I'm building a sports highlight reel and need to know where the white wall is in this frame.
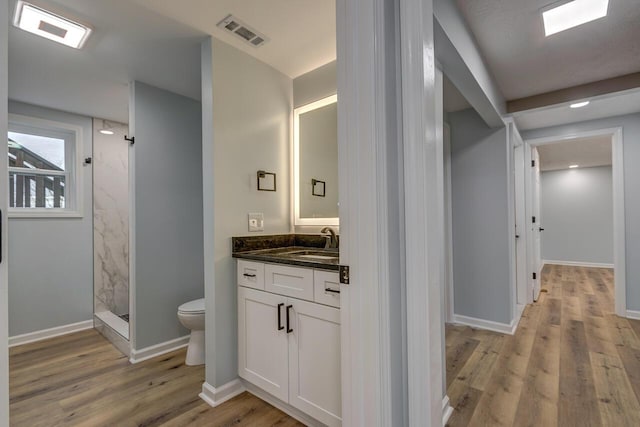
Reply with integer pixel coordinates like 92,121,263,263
449,108,512,325
8,101,94,336
202,37,292,387
523,113,640,310
130,81,204,350
541,166,613,265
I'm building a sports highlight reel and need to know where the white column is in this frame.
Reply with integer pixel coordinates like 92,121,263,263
338,0,443,425
0,0,10,424
399,0,444,425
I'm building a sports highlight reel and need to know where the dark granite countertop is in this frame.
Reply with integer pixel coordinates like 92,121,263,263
232,234,339,271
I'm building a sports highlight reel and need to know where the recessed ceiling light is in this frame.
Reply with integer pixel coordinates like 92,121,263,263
570,101,590,108
543,0,609,37
569,164,579,168
99,129,115,135
13,1,92,49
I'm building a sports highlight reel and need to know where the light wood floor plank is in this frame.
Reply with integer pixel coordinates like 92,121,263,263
447,265,640,427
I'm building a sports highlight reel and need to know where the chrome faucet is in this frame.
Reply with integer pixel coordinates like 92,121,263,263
321,227,338,249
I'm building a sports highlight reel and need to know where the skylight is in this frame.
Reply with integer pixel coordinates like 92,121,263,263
13,1,92,49
543,0,609,36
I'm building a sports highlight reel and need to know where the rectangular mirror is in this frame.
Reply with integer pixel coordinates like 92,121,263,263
294,94,338,226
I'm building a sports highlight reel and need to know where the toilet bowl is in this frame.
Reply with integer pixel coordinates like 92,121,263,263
177,298,205,366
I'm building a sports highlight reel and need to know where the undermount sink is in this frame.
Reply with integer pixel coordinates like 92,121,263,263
281,250,339,260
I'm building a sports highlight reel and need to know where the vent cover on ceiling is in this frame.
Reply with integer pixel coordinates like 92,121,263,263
217,14,268,48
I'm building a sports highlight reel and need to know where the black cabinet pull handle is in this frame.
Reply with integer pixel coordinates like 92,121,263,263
324,288,340,294
277,303,284,331
243,273,256,278
539,227,545,232
286,305,293,333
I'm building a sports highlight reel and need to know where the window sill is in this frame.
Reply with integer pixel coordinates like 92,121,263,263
8,209,83,219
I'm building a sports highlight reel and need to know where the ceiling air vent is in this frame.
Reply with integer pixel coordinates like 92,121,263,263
217,14,268,48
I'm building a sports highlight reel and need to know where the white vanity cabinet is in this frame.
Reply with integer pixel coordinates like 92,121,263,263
237,262,342,427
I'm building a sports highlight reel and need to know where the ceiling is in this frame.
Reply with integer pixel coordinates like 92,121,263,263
512,87,640,130
537,135,612,172
132,0,337,79
8,0,205,123
455,0,640,100
443,75,471,113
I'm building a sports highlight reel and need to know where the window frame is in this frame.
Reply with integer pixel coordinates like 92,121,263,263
7,114,84,218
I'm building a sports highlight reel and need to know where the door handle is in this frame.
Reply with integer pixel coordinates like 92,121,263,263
277,303,284,331
539,227,545,232
286,305,293,333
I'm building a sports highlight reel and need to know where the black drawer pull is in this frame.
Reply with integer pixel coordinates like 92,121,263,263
324,288,340,294
286,305,293,333
277,303,284,331
243,273,256,278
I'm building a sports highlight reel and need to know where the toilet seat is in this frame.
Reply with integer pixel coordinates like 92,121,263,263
178,298,205,314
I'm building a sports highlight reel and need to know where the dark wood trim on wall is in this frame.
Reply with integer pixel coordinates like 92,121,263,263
507,72,640,113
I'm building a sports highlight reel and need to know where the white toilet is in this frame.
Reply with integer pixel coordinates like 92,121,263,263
177,298,205,366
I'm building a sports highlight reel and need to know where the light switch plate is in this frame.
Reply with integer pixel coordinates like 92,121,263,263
248,212,264,232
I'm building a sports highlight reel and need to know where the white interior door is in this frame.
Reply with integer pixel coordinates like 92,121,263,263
238,287,289,402
443,123,454,321
514,144,527,306
531,147,542,300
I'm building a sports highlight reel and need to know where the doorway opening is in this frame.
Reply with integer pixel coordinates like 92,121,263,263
522,128,625,315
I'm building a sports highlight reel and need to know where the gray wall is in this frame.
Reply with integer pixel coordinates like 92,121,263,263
8,101,93,336
293,60,336,108
202,38,292,387
523,113,640,310
541,166,613,265
449,108,512,324
131,81,204,350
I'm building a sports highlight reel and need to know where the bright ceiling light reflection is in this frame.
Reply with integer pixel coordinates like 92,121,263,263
569,164,579,168
570,101,590,109
543,0,609,37
13,1,92,49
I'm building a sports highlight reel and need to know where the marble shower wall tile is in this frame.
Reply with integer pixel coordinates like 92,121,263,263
93,119,129,316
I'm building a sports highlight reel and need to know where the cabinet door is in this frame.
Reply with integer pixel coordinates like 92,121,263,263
238,287,289,402
288,298,342,427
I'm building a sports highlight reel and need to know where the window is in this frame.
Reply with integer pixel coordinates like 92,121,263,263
7,114,83,217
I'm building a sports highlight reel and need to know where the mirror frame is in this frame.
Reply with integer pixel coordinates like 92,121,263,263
293,94,339,226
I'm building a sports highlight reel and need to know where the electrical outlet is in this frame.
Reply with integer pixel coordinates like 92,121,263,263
248,213,264,232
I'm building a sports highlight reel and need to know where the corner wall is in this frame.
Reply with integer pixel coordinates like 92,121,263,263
522,113,640,310
7,101,93,336
449,108,512,325
131,81,203,350
202,37,293,387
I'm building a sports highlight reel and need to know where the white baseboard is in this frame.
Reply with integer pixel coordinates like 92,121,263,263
442,395,454,426
129,335,189,364
199,379,245,408
453,313,519,335
543,260,614,269
242,380,325,427
626,310,640,320
9,319,94,348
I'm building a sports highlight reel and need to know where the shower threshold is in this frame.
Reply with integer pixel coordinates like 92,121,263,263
95,311,129,340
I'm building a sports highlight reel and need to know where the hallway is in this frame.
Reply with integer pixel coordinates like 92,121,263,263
446,265,640,426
